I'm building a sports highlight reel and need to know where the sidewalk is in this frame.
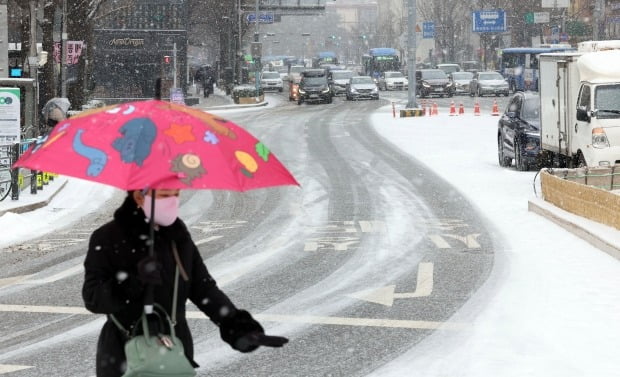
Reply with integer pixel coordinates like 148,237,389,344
0,177,68,217
192,87,268,111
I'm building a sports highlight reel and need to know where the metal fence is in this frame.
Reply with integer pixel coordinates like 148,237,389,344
0,140,39,202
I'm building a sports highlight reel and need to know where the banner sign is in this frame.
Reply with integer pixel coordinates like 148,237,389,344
0,87,21,146
472,10,506,33
53,41,85,65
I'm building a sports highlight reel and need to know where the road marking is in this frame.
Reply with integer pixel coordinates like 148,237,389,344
304,236,359,251
195,235,224,245
0,302,463,330
429,233,481,249
0,275,33,289
17,264,83,285
358,221,387,233
347,263,434,306
0,365,33,374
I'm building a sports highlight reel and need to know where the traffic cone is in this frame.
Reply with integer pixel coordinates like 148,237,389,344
431,102,438,116
491,100,500,116
473,101,481,116
458,102,465,115
449,101,456,116
421,99,427,115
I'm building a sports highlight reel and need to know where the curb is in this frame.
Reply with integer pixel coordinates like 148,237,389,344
528,197,620,261
199,101,269,111
0,179,68,217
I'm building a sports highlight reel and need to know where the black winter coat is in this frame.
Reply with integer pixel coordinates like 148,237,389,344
82,196,238,377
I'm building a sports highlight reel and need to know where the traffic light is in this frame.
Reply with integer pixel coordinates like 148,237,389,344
163,55,171,64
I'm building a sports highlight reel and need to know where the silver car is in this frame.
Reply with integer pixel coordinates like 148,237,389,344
329,70,354,96
449,71,474,95
260,71,284,92
345,76,379,101
469,71,509,97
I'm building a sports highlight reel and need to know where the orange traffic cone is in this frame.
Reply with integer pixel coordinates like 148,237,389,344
431,102,439,116
449,101,456,116
473,101,481,116
491,100,500,116
458,102,465,115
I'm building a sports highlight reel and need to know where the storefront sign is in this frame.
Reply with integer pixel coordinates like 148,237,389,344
0,87,21,146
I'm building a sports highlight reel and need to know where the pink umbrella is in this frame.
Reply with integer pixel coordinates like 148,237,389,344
13,99,299,191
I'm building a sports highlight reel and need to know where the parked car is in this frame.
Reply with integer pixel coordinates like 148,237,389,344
469,71,510,97
328,70,354,96
377,71,408,91
497,91,541,171
345,76,379,100
297,69,332,105
415,69,454,98
449,71,474,95
436,63,461,75
260,71,283,92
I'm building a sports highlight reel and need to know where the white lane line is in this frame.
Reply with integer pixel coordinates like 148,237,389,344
17,264,84,285
0,304,463,330
0,364,34,374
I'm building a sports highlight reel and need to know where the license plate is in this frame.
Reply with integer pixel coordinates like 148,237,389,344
434,88,443,92
310,94,319,98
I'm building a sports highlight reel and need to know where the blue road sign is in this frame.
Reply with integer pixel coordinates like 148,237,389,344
472,10,506,33
246,12,275,24
423,22,435,39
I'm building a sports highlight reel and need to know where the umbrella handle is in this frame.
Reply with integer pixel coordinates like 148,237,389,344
144,191,156,314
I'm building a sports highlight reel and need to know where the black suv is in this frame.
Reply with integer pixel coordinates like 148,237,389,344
297,69,332,105
416,69,454,98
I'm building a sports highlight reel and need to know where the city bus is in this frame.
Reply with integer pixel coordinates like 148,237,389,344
362,48,400,79
499,45,574,92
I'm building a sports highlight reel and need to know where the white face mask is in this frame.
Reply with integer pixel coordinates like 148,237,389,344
142,195,180,226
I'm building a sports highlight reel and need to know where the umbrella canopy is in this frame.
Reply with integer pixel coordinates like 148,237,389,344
14,100,299,191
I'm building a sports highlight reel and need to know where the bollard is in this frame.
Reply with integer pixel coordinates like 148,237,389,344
43,172,50,185
392,102,396,118
36,171,43,190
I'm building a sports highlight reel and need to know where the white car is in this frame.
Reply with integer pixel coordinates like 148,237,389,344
379,71,408,91
260,71,283,92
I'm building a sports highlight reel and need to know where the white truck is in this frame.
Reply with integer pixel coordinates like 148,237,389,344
539,46,620,167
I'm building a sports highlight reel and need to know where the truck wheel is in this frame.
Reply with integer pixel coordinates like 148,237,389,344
498,135,512,167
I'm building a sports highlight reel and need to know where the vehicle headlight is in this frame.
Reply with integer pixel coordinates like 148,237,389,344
372,87,378,93
592,127,610,148
322,88,330,93
298,89,306,94
350,87,358,93
422,83,431,88
446,82,453,87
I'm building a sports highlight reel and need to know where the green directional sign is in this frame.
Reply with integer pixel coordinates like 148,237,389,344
525,12,534,24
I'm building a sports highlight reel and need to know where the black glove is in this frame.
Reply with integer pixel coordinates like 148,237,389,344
219,310,288,352
137,256,162,285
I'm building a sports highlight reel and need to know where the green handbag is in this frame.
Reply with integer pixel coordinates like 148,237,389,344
121,304,195,377
111,261,196,377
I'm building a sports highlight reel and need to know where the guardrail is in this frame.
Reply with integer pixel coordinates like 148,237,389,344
0,140,44,202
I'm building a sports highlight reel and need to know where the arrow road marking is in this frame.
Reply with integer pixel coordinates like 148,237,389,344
347,262,434,306
0,364,34,374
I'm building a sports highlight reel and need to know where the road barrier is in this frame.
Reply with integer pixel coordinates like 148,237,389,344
0,140,40,202
540,167,620,231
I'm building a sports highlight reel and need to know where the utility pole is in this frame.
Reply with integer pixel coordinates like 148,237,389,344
0,0,7,78
28,0,38,131
60,0,67,97
254,0,260,96
406,0,418,109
